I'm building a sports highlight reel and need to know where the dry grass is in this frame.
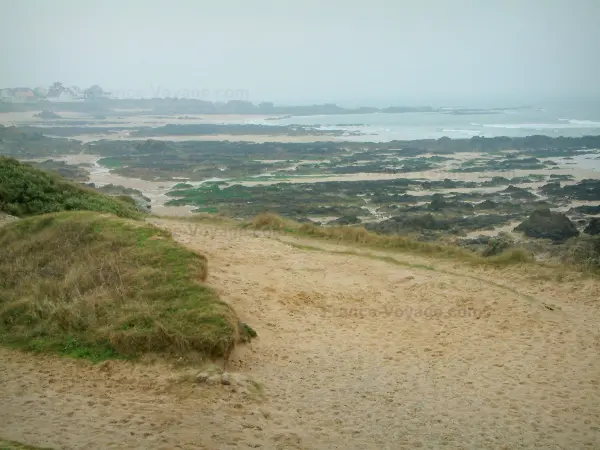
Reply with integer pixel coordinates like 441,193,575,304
245,213,536,269
247,213,290,231
151,212,235,225
0,211,240,362
0,438,53,450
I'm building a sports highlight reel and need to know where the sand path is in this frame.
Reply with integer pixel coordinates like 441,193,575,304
2,219,600,449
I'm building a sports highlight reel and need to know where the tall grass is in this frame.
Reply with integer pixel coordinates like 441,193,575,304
245,213,535,268
0,211,239,361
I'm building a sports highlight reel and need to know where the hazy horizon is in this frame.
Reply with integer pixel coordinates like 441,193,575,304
2,0,599,107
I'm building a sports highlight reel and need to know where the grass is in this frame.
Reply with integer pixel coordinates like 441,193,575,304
245,213,534,269
0,156,141,219
0,210,241,362
0,438,53,450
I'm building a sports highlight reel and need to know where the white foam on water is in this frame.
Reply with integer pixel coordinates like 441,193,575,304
482,120,600,130
567,119,600,127
441,129,481,135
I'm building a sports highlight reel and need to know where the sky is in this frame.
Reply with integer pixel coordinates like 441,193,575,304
1,0,599,107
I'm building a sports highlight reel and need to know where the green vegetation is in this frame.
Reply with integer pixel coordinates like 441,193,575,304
2,124,599,247
89,183,150,202
165,174,600,233
28,159,90,182
243,213,533,268
0,157,140,218
85,140,343,181
450,156,552,173
540,179,600,201
167,181,367,218
0,438,53,450
247,212,600,276
0,211,240,361
0,125,82,158
561,236,600,272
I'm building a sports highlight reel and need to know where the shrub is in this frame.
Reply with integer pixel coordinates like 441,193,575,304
0,156,140,219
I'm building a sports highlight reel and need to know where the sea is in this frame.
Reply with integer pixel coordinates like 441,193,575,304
245,102,600,142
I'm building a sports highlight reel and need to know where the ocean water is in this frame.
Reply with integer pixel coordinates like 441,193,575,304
248,103,600,142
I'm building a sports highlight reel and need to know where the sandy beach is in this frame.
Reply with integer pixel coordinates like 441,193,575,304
67,133,341,144
2,220,600,449
237,167,598,186
0,112,277,127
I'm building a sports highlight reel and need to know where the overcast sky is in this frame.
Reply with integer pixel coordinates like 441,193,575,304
1,0,599,106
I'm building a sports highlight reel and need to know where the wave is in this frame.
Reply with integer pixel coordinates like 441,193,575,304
566,119,600,127
441,129,481,135
480,123,557,130
481,121,600,130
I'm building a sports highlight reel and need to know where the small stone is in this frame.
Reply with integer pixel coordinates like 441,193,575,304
196,372,210,383
259,407,271,419
207,374,221,385
98,361,114,372
232,373,248,384
221,372,232,385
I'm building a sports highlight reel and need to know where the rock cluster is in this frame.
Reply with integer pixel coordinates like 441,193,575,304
514,208,579,242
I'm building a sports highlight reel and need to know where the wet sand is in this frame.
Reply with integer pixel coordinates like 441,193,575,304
69,133,341,143
31,150,599,224
24,154,194,216
464,221,524,239
237,167,596,187
0,112,276,127
10,116,599,228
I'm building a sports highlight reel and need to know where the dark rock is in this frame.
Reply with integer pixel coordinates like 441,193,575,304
329,215,361,225
459,235,492,246
474,200,498,210
546,179,600,201
297,217,318,224
34,110,62,119
531,200,557,209
501,185,537,200
502,185,522,193
564,179,600,201
196,372,210,383
539,182,562,196
221,372,231,385
514,208,580,242
428,194,447,211
584,218,600,235
135,139,173,153
549,174,574,181
568,204,600,215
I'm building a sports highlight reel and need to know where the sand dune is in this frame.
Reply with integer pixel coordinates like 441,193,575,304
2,219,600,449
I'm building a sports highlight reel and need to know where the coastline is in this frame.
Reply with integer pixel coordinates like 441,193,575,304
24,144,600,225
